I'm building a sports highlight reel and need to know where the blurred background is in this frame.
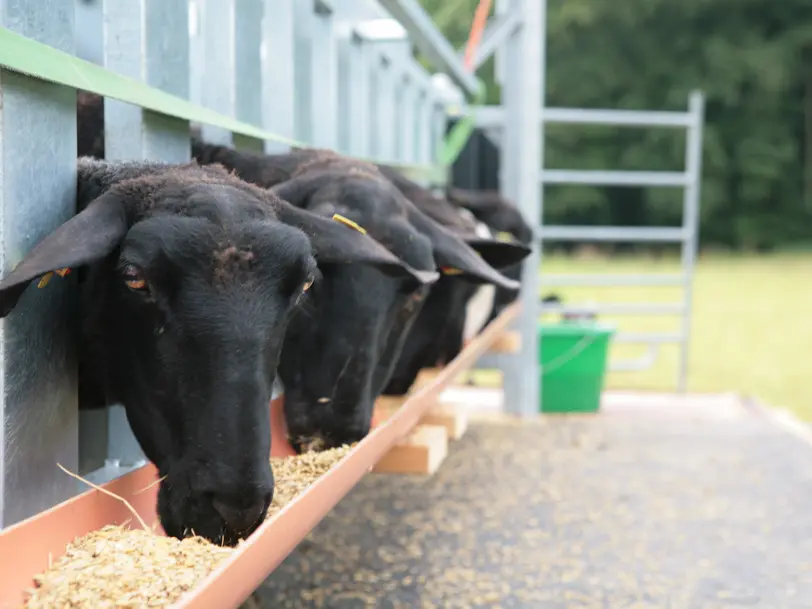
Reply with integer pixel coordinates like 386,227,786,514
421,0,812,419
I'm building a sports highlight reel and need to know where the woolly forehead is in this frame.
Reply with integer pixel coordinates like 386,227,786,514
120,214,316,289
322,178,435,272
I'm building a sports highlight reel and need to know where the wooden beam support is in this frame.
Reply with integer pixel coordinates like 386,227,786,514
372,424,448,475
420,403,468,440
488,330,522,354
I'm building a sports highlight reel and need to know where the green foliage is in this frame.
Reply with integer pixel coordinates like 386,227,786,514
419,0,812,250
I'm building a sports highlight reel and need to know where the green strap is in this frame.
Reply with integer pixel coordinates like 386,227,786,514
0,27,446,183
437,86,485,167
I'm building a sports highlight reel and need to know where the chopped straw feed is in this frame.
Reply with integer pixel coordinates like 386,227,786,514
23,444,354,609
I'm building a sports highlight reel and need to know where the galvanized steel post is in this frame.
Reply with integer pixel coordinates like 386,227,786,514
0,0,79,527
198,0,236,146
310,2,339,150
261,0,296,154
399,75,417,164
234,0,264,152
678,91,705,393
416,90,434,169
376,54,397,163
501,0,544,416
98,0,192,480
338,29,371,157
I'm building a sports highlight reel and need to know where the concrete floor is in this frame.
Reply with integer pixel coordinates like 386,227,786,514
252,392,812,608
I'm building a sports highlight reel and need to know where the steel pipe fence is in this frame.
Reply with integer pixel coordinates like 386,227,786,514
0,0,463,528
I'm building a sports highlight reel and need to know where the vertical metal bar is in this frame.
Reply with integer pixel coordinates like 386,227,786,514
340,31,371,158
99,0,147,470
74,0,103,65
336,26,351,154
74,0,108,476
142,0,191,163
0,0,78,527
293,0,313,144
416,89,433,168
493,0,508,88
431,99,446,166
367,50,380,159
102,0,143,161
412,88,425,165
501,0,544,417
309,4,338,150
101,0,192,476
377,55,396,163
392,74,405,163
399,75,417,163
261,0,295,153
188,0,204,107
199,0,236,145
233,0,264,152
677,91,705,393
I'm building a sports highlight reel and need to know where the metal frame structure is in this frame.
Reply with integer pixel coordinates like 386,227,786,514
443,0,705,414
0,0,470,529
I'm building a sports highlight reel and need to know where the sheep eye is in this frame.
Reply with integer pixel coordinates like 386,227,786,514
122,264,147,291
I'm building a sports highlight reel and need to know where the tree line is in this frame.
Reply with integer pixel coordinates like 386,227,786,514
420,0,812,252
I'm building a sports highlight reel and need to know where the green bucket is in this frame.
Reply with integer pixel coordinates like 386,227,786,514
537,321,616,413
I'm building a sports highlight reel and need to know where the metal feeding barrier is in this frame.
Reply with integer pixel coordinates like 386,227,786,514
0,0,548,606
447,0,705,404
470,94,705,397
0,0,481,531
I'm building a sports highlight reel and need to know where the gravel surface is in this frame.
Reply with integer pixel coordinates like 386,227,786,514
251,410,812,608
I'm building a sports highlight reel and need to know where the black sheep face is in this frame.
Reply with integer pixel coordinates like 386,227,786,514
279,262,432,453
446,188,534,246
272,174,438,453
270,167,532,419
0,159,430,546
93,213,311,546
383,277,476,396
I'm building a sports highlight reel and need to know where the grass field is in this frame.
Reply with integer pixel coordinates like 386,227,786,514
473,252,812,420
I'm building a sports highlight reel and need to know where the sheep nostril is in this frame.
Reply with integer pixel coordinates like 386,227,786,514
212,494,270,534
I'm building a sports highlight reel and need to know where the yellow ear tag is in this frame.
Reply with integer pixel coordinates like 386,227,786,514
37,272,54,289
495,231,514,243
441,266,464,276
37,268,72,289
332,213,367,235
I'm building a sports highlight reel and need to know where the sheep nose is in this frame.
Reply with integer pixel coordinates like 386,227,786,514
212,493,271,535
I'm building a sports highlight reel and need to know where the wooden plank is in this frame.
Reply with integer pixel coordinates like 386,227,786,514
488,330,521,354
420,403,468,440
372,425,448,475
413,367,445,390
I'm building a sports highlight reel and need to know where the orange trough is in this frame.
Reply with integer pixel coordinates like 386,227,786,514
0,304,518,609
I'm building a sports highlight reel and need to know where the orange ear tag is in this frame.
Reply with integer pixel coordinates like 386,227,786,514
332,213,367,235
37,268,72,289
440,267,464,276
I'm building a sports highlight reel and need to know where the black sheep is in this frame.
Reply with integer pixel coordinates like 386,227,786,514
0,157,425,546
374,165,521,394
190,142,529,451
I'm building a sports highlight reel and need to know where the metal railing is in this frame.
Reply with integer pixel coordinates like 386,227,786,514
0,0,468,529
464,92,705,398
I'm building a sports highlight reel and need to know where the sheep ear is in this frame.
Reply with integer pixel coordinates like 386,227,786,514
404,207,523,291
446,187,498,212
0,193,128,318
463,237,532,270
269,173,337,208
276,201,439,286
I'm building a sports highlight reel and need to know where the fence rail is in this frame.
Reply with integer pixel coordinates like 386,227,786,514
0,0,469,531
